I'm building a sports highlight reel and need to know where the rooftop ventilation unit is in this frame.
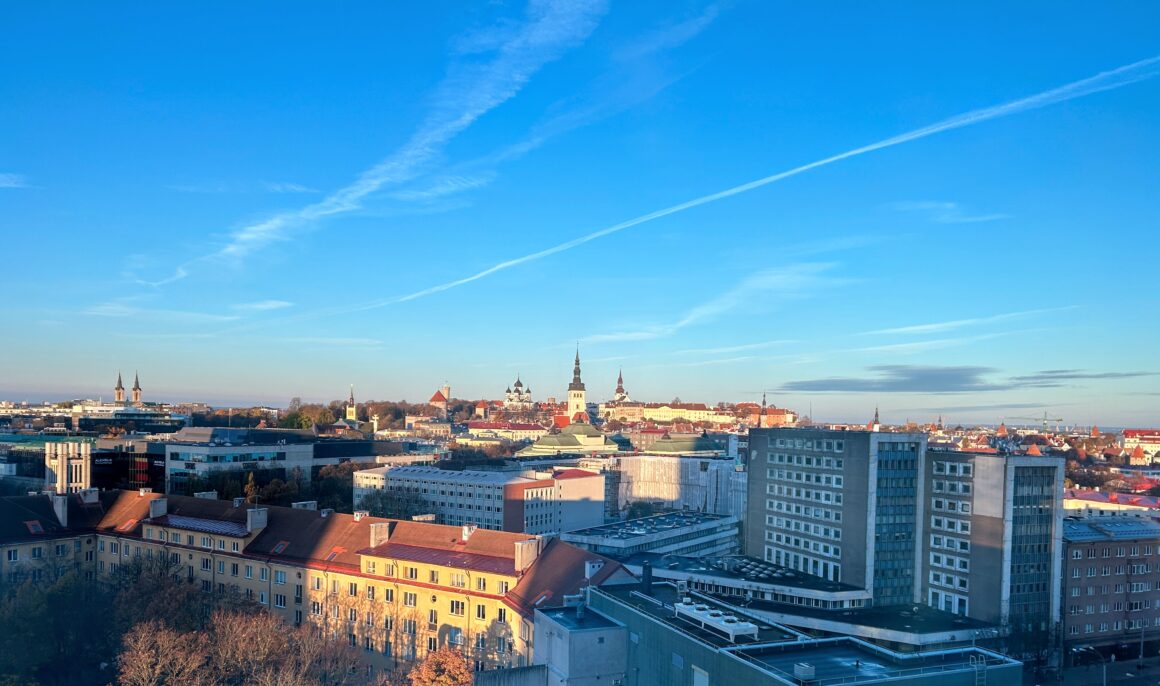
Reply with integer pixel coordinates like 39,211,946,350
673,598,759,642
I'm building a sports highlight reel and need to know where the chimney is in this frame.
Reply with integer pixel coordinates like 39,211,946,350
584,559,604,580
321,508,335,518
513,537,543,573
138,487,152,497
233,497,245,508
51,493,68,528
461,524,477,542
640,560,653,594
246,507,268,534
148,497,167,520
79,488,99,505
353,510,369,522
194,491,219,500
291,500,318,510
369,522,392,548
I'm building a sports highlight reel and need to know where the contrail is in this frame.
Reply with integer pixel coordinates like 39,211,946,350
333,54,1160,315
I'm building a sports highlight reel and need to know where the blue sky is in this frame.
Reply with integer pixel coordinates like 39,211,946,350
2,2,1158,426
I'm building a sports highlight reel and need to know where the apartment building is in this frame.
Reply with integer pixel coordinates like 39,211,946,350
374,466,604,534
1062,516,1160,655
920,450,1064,655
0,489,632,680
745,428,927,606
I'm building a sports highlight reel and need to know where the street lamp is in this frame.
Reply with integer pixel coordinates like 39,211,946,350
1074,646,1106,686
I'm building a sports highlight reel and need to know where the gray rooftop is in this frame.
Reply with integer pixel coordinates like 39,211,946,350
1063,516,1160,542
734,595,993,635
563,511,735,540
622,553,863,595
539,606,620,631
598,583,801,648
733,639,1017,686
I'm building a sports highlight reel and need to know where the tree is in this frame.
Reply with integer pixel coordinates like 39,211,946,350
118,621,209,686
407,647,472,686
243,471,260,504
359,487,430,520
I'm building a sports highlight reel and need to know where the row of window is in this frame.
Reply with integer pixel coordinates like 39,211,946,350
768,517,842,541
766,469,845,487
931,480,972,495
5,541,81,562
765,486,844,505
930,552,970,572
930,516,971,535
767,531,842,559
932,461,974,477
765,501,843,522
766,452,845,469
1072,544,1156,559
1071,563,1157,578
772,438,846,452
319,574,510,597
1069,618,1159,635
931,499,972,514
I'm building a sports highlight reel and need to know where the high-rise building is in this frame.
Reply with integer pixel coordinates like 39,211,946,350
745,428,926,605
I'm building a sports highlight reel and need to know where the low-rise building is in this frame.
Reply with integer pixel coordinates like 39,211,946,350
561,511,740,558
0,489,634,679
377,466,605,534
1062,516,1160,654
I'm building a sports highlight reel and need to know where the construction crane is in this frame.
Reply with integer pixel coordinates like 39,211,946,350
1006,411,1064,433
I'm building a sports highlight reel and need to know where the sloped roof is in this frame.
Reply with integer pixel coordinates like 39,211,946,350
506,539,630,617
0,496,67,545
430,390,448,402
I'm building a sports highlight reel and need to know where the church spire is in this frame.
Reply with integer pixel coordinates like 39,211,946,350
759,392,767,429
349,384,355,405
568,346,585,391
131,371,142,404
114,371,125,404
115,372,124,391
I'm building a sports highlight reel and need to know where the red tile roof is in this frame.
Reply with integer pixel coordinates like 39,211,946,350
552,469,600,480
357,542,517,575
430,390,447,402
506,539,631,617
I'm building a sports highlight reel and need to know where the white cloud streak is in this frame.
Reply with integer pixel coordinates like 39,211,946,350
862,307,1075,336
389,173,496,202
584,264,841,344
0,173,29,188
232,300,293,312
890,200,1009,224
344,54,1160,309
145,0,606,286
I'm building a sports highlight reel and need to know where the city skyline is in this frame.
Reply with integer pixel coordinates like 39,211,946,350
2,3,1158,424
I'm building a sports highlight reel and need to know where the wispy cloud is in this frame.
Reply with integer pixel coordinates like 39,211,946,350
847,335,1001,355
83,301,240,324
262,182,319,194
345,54,1160,309
614,4,719,62
231,300,293,312
895,402,1054,414
1010,369,1158,387
782,365,1006,393
286,337,383,347
389,173,496,202
585,264,843,344
862,307,1073,336
214,3,604,264
891,200,1009,224
674,340,796,356
0,173,29,188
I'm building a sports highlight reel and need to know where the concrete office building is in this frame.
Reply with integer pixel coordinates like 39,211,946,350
379,466,605,535
746,428,927,605
920,450,1064,657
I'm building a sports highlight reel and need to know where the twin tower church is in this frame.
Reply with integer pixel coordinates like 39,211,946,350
112,371,143,405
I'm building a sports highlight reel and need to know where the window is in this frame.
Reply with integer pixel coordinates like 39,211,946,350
476,577,486,592
349,582,358,596
428,637,438,652
497,608,507,623
259,592,268,605
260,568,268,582
476,605,487,620
5,550,16,562
405,567,418,580
245,565,253,579
429,570,439,584
274,570,286,585
384,588,394,603
404,592,417,607
311,602,322,616
217,561,225,574
201,558,211,571
498,581,509,594
450,600,465,616
230,563,239,577
367,586,376,601
274,594,286,608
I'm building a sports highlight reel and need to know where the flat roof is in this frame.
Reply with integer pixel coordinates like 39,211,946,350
539,606,620,631
598,583,800,648
563,511,735,540
733,639,1017,685
1064,516,1160,542
624,554,862,594
386,466,534,485
735,595,992,635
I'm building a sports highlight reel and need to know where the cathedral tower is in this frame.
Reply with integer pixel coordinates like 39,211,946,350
131,372,142,405
114,372,125,404
567,348,587,420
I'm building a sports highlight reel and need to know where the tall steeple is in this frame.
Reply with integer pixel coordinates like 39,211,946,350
569,346,585,391
114,372,125,404
566,347,587,421
346,385,357,423
759,392,768,429
131,371,142,404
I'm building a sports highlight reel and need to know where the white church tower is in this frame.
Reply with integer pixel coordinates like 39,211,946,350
567,348,587,421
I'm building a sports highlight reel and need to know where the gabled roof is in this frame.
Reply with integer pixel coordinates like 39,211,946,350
0,496,67,545
430,390,448,403
506,539,630,617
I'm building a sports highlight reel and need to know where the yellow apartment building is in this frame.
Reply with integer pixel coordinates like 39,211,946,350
2,488,632,681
